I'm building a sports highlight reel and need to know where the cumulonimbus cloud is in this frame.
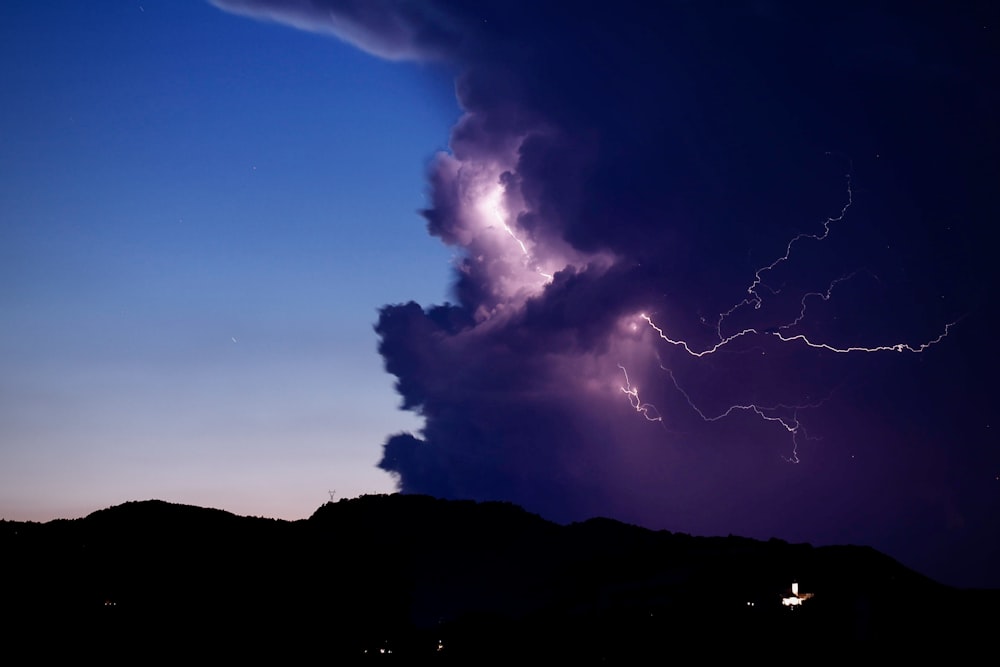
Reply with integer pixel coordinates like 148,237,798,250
211,0,995,584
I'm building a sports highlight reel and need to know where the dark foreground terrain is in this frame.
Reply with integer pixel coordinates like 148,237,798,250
4,494,996,659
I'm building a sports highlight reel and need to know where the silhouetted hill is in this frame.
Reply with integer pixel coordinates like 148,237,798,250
4,494,996,659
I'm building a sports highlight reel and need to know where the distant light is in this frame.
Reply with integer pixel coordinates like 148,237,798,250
782,580,813,608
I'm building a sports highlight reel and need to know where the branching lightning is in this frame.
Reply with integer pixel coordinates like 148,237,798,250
623,163,957,461
641,314,759,358
779,271,859,331
643,313,957,356
463,154,952,463
717,165,854,335
618,364,662,422
659,364,827,463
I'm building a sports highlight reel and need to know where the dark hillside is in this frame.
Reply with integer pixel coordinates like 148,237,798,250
4,494,996,658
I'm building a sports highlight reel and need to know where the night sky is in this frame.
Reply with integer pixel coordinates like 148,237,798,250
3,1,998,589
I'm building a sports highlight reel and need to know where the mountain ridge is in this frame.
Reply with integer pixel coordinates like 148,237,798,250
4,493,995,656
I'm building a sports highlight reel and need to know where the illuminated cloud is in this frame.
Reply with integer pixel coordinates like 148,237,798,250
212,1,997,585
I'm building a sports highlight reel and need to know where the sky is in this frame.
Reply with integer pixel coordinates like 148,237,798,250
2,1,998,589
1,1,459,520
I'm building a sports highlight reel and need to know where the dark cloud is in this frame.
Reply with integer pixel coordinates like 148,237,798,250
212,1,999,587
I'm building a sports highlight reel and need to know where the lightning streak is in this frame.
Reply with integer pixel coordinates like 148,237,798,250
642,168,955,359
485,184,554,282
660,365,828,463
625,162,956,461
717,164,853,336
641,314,758,358
778,272,859,331
618,365,662,422
643,313,957,356
771,322,957,354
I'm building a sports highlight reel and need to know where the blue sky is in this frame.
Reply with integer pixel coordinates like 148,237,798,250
1,1,459,520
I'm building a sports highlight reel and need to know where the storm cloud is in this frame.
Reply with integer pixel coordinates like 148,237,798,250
212,1,998,585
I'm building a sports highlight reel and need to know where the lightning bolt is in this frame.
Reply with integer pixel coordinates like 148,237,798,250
717,160,854,335
623,158,957,461
779,271,861,331
660,365,827,463
485,184,554,282
643,313,957,357
618,364,663,422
